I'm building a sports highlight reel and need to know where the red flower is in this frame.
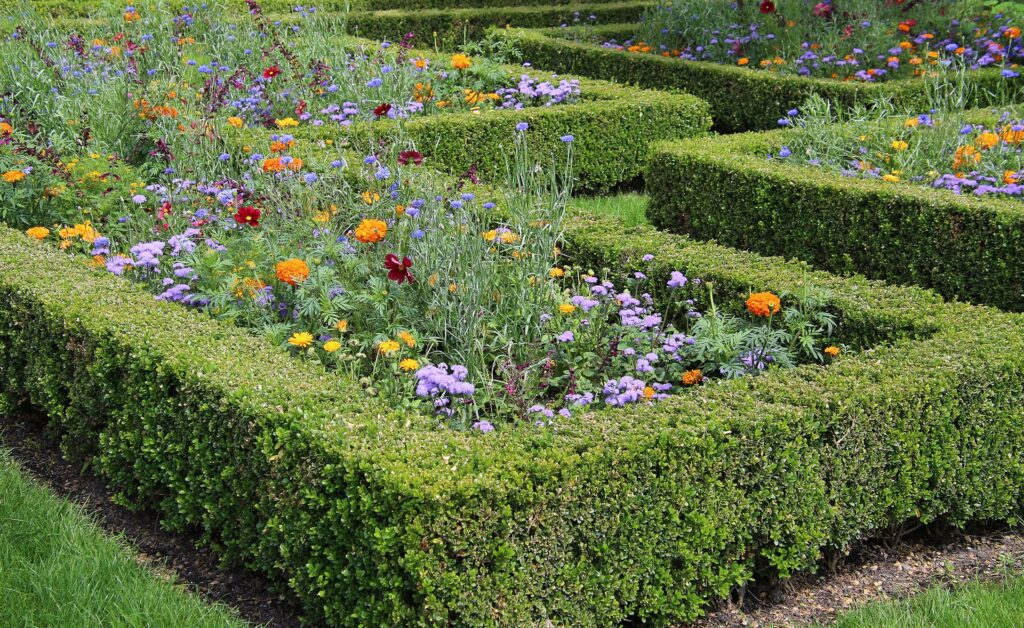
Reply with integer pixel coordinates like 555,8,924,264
397,150,423,166
234,205,261,227
263,65,281,79
384,253,414,284
760,0,775,13
373,102,392,118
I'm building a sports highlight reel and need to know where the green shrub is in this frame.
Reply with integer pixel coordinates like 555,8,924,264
348,2,652,50
645,111,1024,311
491,25,1024,132
1,206,1023,624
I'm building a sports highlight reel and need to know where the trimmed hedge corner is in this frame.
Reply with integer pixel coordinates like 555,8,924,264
491,25,1024,133
1,207,1024,624
645,112,1024,311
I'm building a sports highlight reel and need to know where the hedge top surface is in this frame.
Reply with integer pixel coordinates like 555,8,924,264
3,207,1012,469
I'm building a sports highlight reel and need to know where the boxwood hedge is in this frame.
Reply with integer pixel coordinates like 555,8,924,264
1,208,1023,625
347,3,652,50
645,111,1024,312
491,24,1024,133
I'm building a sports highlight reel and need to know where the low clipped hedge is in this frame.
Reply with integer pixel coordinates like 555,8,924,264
491,24,1024,133
2,207,1024,624
347,3,652,50
645,111,1024,311
232,53,712,192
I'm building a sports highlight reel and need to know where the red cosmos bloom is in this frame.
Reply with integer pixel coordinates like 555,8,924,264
233,205,261,227
384,253,414,284
760,0,775,13
373,102,392,118
397,150,423,166
263,65,281,79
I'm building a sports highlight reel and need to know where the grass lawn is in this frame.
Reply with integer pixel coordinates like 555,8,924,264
0,448,245,627
834,574,1024,627
571,192,650,227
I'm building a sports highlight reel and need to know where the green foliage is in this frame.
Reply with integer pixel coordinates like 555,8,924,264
1,207,1024,624
490,25,1024,132
645,108,1024,311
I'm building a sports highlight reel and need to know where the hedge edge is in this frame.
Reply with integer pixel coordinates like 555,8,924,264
0,211,1022,625
645,110,1024,311
491,25,1024,133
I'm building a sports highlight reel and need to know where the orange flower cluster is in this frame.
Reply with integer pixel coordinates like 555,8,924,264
952,145,981,171
134,98,179,120
275,258,310,285
746,291,781,318
681,369,703,386
354,218,388,244
262,156,303,173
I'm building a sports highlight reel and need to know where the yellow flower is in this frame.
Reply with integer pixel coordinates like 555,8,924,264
448,283,458,294
288,332,314,348
25,227,49,240
737,57,750,66
451,53,472,70
824,345,841,358
313,210,331,224
378,340,400,355
323,340,342,353
227,116,243,128
0,122,12,135
399,358,420,372
2,170,25,183
336,319,349,332
499,231,520,244
275,117,299,128
549,267,564,278
642,386,656,400
482,229,497,242
361,190,381,205
559,303,576,314
890,140,909,151
882,174,901,182
398,331,416,348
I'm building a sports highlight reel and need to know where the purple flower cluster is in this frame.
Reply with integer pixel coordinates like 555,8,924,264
496,75,581,109
414,364,476,417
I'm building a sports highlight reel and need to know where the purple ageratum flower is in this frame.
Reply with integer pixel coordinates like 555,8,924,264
472,420,495,433
528,404,555,419
413,364,476,412
132,194,147,204
129,241,165,269
555,330,575,343
642,254,654,261
105,255,133,275
667,271,688,288
778,146,792,158
602,376,648,407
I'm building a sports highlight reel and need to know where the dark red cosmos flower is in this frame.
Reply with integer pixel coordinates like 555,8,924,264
397,150,423,166
760,0,775,13
373,102,392,118
233,205,261,227
263,65,281,79
384,253,414,284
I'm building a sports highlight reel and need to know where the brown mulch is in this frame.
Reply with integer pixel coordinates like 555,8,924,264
0,411,303,628
694,530,1024,627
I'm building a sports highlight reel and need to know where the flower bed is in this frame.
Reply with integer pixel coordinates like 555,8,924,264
645,106,1024,312
2,208,1024,623
491,20,1024,132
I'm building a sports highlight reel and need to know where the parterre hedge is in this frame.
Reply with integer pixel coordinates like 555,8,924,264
491,24,1024,133
347,3,652,50
645,111,1024,312
1,207,1023,625
231,47,712,191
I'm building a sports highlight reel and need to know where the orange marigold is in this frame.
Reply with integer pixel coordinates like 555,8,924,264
746,291,782,318
25,227,49,240
681,369,703,386
451,53,472,70
354,218,388,244
275,258,310,285
824,345,841,358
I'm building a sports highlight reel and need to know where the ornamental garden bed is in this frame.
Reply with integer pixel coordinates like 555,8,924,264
645,105,1024,312
491,0,1024,132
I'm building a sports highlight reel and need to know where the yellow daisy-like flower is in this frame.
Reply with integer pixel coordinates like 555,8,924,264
288,332,314,348
378,340,401,355
275,117,299,128
336,319,349,332
361,190,381,205
399,358,420,372
323,340,342,353
559,303,576,314
398,331,416,348
890,140,908,151
482,229,497,242
548,268,564,278
2,170,25,183
25,227,49,240
227,116,243,128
